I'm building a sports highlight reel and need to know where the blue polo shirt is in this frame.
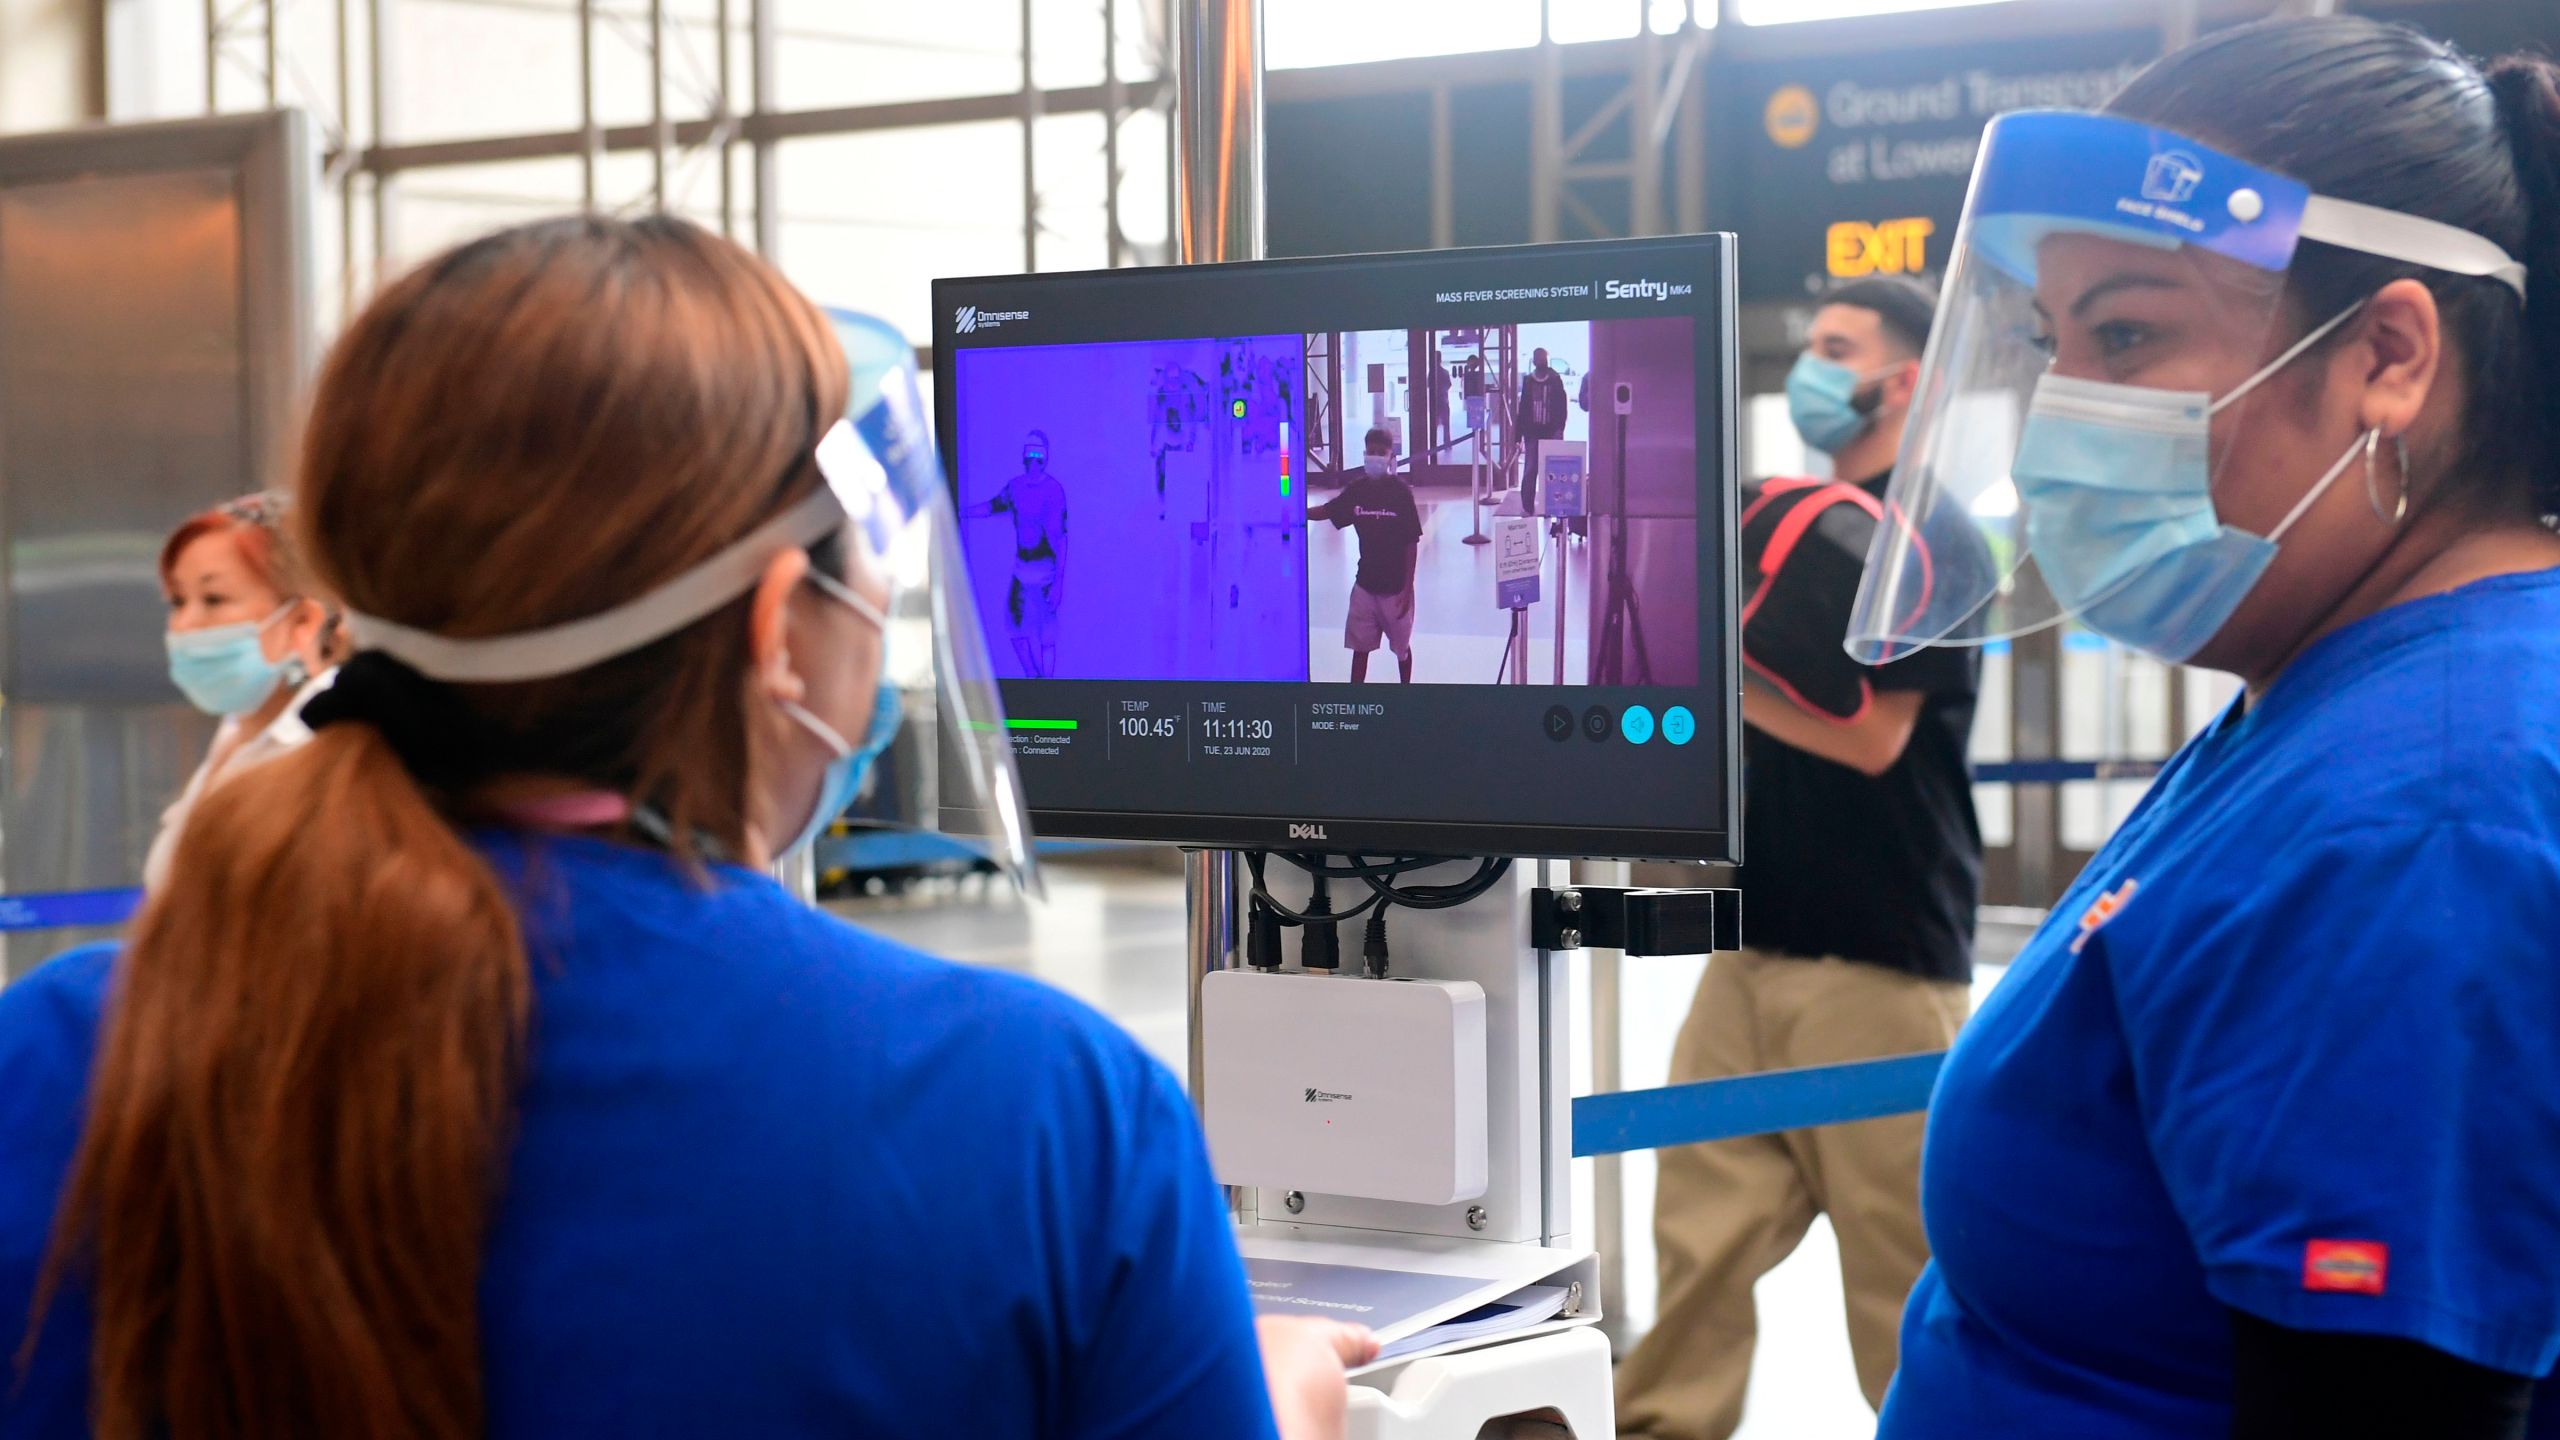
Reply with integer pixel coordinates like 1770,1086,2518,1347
0,835,1275,1439
1882,568,2560,1437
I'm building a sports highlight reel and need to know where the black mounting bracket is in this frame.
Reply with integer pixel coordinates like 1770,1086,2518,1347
1530,886,1742,957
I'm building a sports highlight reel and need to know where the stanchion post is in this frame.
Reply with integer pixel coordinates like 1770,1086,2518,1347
1585,859,1631,1349
1172,0,1262,1221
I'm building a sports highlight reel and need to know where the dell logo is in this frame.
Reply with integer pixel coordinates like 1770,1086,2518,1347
1288,823,1329,841
1303,1088,1353,1103
953,305,979,334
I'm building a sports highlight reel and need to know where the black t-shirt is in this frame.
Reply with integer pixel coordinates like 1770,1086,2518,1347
1518,369,1567,437
1316,474,1423,595
1738,472,1984,983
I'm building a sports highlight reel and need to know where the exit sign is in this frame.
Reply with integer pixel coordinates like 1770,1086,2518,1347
1827,217,1936,278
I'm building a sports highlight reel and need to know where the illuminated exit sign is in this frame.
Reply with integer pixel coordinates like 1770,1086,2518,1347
1827,217,1936,279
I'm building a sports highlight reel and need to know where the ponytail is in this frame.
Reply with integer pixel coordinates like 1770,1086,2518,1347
39,723,527,1440
2488,54,2560,501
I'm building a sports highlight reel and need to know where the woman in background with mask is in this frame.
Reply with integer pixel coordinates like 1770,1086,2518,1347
146,491,337,890
0,217,1367,1440
1847,19,2560,1440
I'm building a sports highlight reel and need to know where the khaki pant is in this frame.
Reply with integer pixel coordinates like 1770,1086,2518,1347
1614,949,1970,1440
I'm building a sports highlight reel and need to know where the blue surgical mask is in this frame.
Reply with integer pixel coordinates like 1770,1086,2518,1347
775,568,902,859
1364,454,1391,478
2011,304,2368,663
166,603,297,716
778,679,902,858
1786,354,1894,456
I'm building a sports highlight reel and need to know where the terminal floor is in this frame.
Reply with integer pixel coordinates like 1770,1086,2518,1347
840,858,2022,1440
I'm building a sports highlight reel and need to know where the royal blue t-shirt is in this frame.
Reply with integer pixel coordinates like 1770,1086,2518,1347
0,835,1276,1439
1881,568,2560,1437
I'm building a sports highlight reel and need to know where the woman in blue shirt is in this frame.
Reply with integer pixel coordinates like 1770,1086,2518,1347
0,216,1368,1438
1841,18,2560,1439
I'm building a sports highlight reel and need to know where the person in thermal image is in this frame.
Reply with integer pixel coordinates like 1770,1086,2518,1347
965,427,1069,677
1516,346,1568,513
1312,427,1422,684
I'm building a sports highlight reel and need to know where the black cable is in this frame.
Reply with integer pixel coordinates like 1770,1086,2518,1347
1299,875,1342,971
1321,852,1512,911
1246,894,1291,969
1245,850,1388,926
1361,909,1390,977
1247,850,1514,926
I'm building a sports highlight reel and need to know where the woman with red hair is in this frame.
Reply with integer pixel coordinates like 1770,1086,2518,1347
146,490,337,888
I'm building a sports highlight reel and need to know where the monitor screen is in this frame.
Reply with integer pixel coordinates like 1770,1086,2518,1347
931,236,1740,862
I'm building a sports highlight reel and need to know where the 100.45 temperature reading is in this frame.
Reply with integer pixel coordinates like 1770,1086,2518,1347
1199,717,1275,741
1119,715,1179,738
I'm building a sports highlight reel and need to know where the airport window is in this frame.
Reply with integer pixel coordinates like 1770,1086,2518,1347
1268,0,1711,72
1738,0,2014,24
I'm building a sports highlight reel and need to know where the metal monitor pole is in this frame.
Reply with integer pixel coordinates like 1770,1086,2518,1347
1174,0,1264,1140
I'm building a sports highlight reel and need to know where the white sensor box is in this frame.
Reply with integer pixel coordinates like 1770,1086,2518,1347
1201,969,1488,1207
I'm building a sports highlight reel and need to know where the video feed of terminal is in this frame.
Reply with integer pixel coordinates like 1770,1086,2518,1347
936,239,1735,859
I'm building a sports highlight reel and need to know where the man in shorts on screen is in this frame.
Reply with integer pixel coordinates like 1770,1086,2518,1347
1311,426,1421,684
963,428,1068,678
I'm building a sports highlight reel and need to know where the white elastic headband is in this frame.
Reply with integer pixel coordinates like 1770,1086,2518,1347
344,419,855,684
2300,194,2529,303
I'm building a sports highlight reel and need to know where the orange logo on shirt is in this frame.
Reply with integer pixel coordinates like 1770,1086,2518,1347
2067,878,2140,954
2304,1240,2389,1296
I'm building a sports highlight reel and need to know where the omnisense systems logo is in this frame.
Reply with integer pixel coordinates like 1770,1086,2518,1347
953,304,1030,335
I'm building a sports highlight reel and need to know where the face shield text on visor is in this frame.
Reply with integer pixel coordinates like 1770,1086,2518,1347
1845,110,2528,666
339,307,1041,895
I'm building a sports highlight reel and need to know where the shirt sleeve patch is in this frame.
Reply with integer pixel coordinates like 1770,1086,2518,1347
2304,1240,2389,1296
2069,877,2140,954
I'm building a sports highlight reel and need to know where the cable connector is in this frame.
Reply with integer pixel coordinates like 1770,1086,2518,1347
1299,876,1341,971
1247,897,1289,970
1362,910,1390,978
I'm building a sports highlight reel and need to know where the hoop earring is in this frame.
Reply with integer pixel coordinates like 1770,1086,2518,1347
2365,428,2410,526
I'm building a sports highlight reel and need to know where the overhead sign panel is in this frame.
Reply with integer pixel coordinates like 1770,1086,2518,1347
1721,32,2160,303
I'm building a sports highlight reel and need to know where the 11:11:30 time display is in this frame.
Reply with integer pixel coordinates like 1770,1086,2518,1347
1199,717,1275,741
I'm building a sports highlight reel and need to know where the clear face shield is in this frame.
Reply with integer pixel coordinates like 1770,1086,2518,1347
1845,111,2529,666
342,307,1041,894
821,308,1040,892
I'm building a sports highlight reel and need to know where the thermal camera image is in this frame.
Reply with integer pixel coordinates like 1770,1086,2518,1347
1301,316,1701,686
952,335,1312,683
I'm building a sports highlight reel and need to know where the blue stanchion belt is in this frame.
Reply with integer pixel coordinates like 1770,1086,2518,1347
1973,758,2163,785
1573,1051,1949,1157
0,886,143,932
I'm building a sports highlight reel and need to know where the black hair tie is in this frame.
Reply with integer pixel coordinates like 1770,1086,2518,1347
302,651,490,790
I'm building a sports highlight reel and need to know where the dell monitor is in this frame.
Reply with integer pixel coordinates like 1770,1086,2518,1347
932,235,1741,862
